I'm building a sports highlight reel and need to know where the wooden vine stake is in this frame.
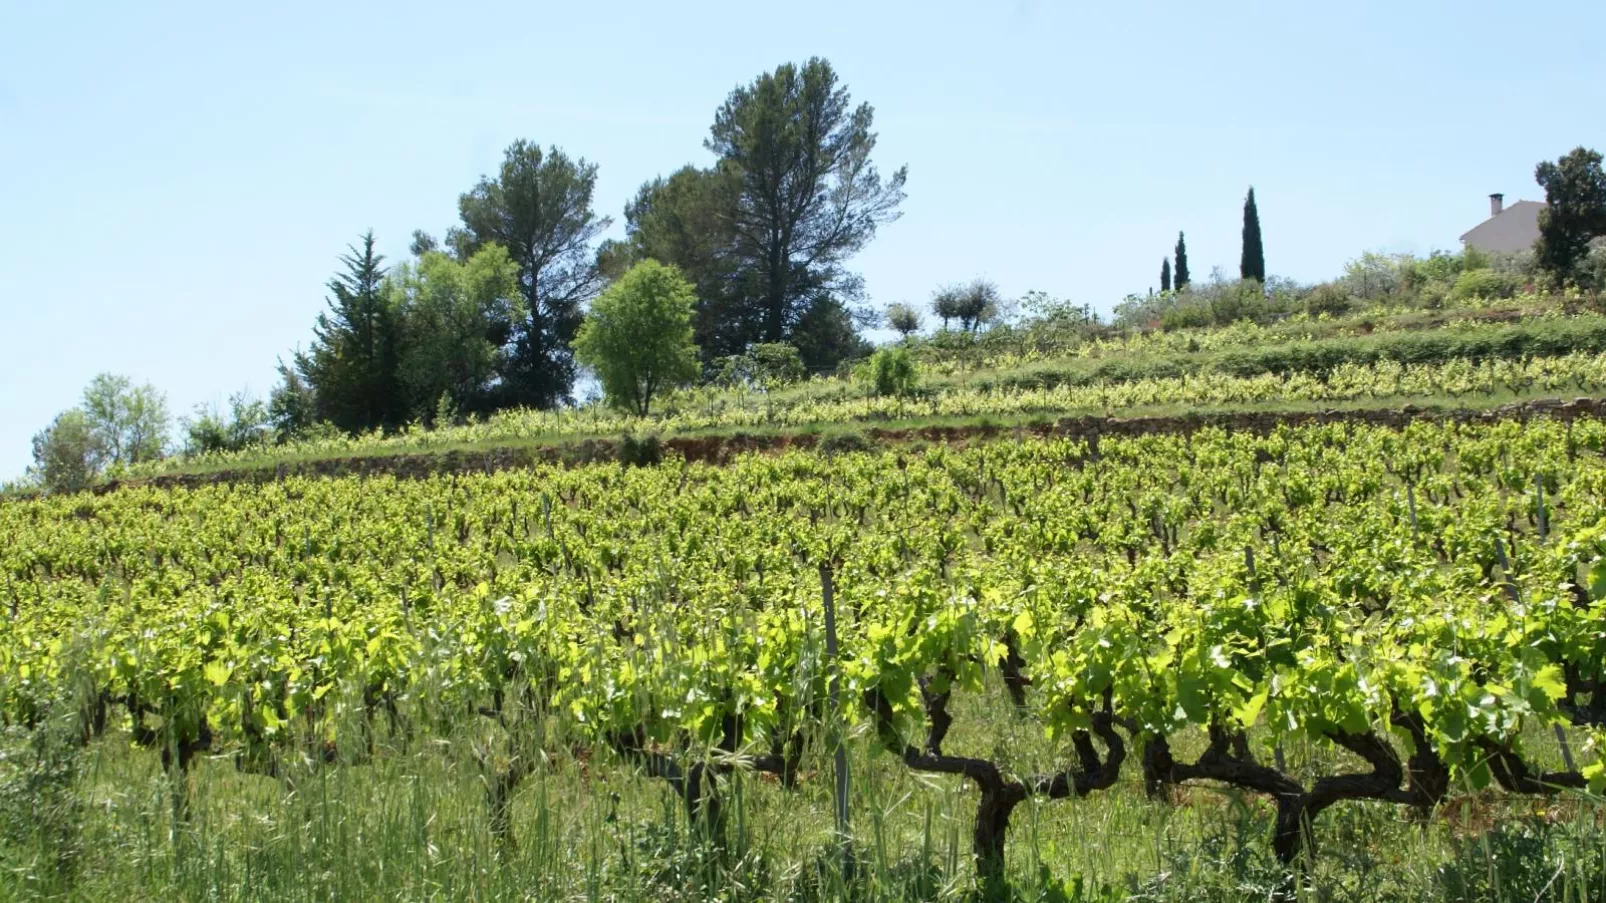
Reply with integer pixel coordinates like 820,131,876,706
1496,532,1576,771
819,560,853,878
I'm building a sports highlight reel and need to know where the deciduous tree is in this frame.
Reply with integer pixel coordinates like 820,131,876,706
29,409,101,493
392,245,524,420
885,302,922,340
81,373,169,465
573,261,701,416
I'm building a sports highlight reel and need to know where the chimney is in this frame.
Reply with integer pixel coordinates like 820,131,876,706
1490,193,1504,217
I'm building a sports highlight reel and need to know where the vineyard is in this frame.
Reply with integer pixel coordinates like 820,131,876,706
129,338,1606,480
7,416,1606,899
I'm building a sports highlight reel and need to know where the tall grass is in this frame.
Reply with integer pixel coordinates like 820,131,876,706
3,675,1603,901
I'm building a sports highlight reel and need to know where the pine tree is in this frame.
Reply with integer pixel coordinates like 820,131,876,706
1241,187,1265,282
1174,232,1191,290
297,232,405,433
1160,258,1172,293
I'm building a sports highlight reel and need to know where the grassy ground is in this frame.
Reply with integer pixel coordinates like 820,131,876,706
5,678,1603,902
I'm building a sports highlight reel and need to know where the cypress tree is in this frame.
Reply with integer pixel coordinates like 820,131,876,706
1241,187,1265,282
1174,232,1191,290
1160,258,1172,293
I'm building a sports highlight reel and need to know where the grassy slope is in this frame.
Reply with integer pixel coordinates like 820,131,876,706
19,676,1598,902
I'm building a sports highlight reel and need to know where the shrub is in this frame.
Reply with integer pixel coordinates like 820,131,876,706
746,343,806,385
1450,269,1520,302
819,431,875,455
617,434,663,467
861,347,919,397
1303,283,1354,317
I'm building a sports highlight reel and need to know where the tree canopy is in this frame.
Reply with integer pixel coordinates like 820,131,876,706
453,140,611,408
1241,187,1265,282
1535,147,1606,279
572,260,701,416
294,232,404,433
610,58,904,372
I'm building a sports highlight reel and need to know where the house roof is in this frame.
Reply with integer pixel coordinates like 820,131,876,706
1460,200,1543,253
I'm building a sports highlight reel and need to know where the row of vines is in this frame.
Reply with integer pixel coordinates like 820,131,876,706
7,418,1606,887
134,349,1606,477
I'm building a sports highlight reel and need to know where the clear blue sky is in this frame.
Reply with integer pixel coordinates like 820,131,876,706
3,0,1603,480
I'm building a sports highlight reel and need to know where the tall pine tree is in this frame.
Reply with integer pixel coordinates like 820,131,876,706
1160,257,1172,293
1240,187,1265,282
296,232,405,434
1174,232,1191,290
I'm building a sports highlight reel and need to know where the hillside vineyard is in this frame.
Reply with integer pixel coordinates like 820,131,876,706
6,418,1606,881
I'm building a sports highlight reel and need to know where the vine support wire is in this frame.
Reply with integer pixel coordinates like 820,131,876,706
819,561,853,878
1495,534,1576,771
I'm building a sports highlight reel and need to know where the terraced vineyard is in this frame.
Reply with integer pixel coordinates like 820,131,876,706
126,315,1606,480
7,415,1606,898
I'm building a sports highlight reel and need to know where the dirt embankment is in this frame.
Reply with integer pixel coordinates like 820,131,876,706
90,397,1606,494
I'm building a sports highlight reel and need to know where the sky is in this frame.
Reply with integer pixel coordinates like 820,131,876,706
2,1,1604,480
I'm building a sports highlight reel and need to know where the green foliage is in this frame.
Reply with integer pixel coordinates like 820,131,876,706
884,302,922,339
817,430,874,455
81,372,169,466
860,346,918,397
294,232,405,433
1341,250,1413,300
28,410,100,494
1303,282,1353,317
1240,186,1265,282
788,296,872,370
1160,257,1171,293
622,59,903,372
16,419,1606,898
616,433,663,467
745,343,806,385
392,245,524,419
1535,146,1606,279
183,392,270,455
0,700,86,895
1449,268,1521,302
454,140,611,408
707,58,906,340
573,260,701,416
931,279,997,334
1577,237,1606,294
714,343,806,393
609,165,745,359
268,358,317,442
1438,819,1606,903
1173,232,1190,290
28,372,171,491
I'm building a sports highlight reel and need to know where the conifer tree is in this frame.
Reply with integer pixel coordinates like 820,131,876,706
1241,187,1266,282
1160,258,1172,293
1174,232,1191,290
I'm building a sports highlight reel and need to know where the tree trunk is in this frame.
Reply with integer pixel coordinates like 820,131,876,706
973,785,1024,891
